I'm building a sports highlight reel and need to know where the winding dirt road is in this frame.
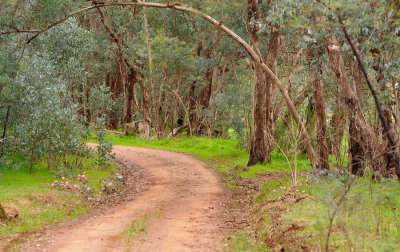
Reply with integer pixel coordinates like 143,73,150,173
24,145,228,252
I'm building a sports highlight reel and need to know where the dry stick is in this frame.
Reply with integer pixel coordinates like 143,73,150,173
325,176,355,252
274,141,295,185
0,105,11,158
337,211,355,251
337,16,400,180
23,1,319,169
0,29,40,36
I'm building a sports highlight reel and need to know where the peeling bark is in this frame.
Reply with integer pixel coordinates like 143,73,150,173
310,59,329,170
348,54,365,175
325,36,383,173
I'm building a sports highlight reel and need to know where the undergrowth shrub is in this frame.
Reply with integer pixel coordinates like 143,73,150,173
286,173,400,251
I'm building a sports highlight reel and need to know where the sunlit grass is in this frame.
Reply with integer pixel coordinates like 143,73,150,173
88,133,312,178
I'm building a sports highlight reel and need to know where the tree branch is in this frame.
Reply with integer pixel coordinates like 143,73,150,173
0,29,40,36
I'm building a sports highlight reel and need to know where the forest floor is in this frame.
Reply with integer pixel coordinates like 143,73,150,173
19,145,236,252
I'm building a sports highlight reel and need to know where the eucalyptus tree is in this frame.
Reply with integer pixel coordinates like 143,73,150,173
2,0,400,179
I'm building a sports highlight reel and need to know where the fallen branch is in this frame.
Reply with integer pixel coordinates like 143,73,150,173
89,123,124,136
167,125,187,139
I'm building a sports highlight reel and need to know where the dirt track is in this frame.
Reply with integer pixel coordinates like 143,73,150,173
23,145,228,252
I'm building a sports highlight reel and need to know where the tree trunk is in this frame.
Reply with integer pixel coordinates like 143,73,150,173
188,83,198,136
137,72,151,137
348,119,364,175
125,67,137,123
348,54,365,175
110,55,124,129
311,70,329,170
0,105,11,158
328,93,346,157
372,52,397,177
382,110,397,177
247,0,268,166
143,1,161,139
188,41,203,136
264,29,280,163
325,36,383,173
29,147,35,174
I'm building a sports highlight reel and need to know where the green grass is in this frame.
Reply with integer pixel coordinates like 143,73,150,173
284,176,400,251
119,210,163,251
223,233,269,252
0,155,116,239
88,133,311,178
122,214,150,237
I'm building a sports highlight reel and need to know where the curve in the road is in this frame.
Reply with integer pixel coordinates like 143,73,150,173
25,145,227,252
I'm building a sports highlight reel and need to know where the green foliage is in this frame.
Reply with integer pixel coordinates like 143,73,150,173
95,131,115,170
88,84,114,123
7,51,84,171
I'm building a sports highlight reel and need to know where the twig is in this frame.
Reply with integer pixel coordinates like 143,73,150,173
326,176,355,252
0,29,40,36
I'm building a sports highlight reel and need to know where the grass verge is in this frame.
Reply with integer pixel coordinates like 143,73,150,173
0,155,116,242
